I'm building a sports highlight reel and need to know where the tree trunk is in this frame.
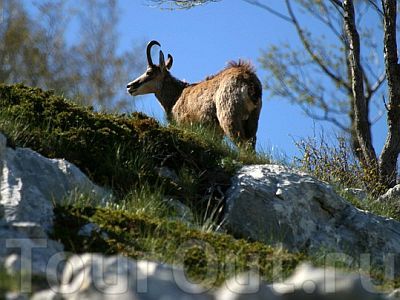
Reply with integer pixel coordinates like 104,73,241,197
343,0,378,173
345,44,364,166
380,0,400,188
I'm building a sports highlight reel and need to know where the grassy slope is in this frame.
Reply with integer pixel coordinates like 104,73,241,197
53,205,302,287
0,84,397,293
0,84,298,291
0,84,229,196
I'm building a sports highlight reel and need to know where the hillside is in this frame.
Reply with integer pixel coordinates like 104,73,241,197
0,84,299,289
0,84,399,299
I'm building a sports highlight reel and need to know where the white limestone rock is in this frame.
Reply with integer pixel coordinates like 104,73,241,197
216,272,278,300
224,164,400,270
33,253,213,300
271,263,384,300
0,132,111,279
0,133,111,232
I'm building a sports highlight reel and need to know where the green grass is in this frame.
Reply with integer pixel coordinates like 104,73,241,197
0,83,299,288
0,85,221,210
52,195,400,292
171,122,272,166
338,188,400,221
109,185,172,219
0,269,48,297
294,134,395,217
51,201,303,288
0,84,273,214
2,83,399,293
0,268,19,296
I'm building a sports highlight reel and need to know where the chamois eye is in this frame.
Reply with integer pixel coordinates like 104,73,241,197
146,70,153,76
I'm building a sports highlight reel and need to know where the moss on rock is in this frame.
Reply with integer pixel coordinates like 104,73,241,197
0,84,231,210
52,205,302,287
0,84,295,289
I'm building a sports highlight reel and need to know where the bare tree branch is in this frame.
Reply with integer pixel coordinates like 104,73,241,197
241,0,293,23
147,0,221,9
368,0,384,15
330,0,343,8
300,104,350,132
251,0,395,190
366,71,386,100
318,1,346,41
285,0,351,92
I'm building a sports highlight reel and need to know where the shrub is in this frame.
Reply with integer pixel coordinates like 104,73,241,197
295,134,387,197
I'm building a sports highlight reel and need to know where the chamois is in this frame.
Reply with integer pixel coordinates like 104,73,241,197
127,40,262,149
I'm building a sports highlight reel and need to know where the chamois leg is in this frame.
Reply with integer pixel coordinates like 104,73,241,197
217,114,246,147
215,95,247,149
243,105,261,150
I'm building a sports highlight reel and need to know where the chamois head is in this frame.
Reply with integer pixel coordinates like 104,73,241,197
127,40,173,96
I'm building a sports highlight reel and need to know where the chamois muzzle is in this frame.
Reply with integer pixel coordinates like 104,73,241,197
127,81,139,95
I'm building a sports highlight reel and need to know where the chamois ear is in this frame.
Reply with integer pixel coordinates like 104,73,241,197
159,50,166,71
166,54,173,70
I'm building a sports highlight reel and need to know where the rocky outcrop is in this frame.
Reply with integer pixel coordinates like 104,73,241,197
0,132,111,278
0,133,110,231
377,185,400,217
217,263,385,300
378,184,400,203
270,263,383,300
224,164,400,270
0,132,395,299
32,253,213,300
33,255,386,300
216,272,279,300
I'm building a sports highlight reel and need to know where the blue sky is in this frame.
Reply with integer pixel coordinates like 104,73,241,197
27,0,387,159
117,0,311,157
116,0,387,158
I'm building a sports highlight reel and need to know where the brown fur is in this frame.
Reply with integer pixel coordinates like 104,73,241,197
127,53,262,149
204,60,255,81
171,61,262,148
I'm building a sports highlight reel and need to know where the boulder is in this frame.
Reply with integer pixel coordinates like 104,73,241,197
387,288,400,299
378,185,400,203
166,198,195,224
215,264,384,300
32,253,213,300
0,132,111,279
0,133,111,232
224,165,400,270
216,272,278,300
32,254,388,300
377,185,400,216
4,292,29,300
0,222,64,279
271,263,384,300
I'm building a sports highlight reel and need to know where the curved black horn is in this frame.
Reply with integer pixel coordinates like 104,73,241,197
146,40,161,66
166,54,173,69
